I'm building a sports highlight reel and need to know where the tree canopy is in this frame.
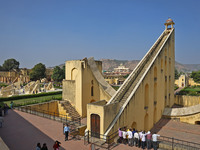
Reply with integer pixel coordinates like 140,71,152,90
52,66,65,82
191,70,200,83
30,63,46,81
0,65,4,71
2,58,20,71
174,68,179,79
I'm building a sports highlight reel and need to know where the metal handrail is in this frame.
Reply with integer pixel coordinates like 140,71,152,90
15,106,82,126
84,130,200,150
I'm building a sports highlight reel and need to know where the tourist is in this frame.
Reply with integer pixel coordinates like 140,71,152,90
10,101,14,109
0,117,4,128
41,143,48,150
64,124,70,141
118,128,123,143
146,131,152,149
141,131,147,149
53,141,61,150
3,104,9,115
152,132,160,150
134,130,139,147
122,129,127,144
90,143,95,150
127,128,133,146
138,130,143,148
132,128,136,146
36,143,41,150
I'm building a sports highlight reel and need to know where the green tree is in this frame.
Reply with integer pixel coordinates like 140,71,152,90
175,68,179,79
191,70,200,83
52,66,65,82
0,65,4,71
30,63,46,81
2,58,20,71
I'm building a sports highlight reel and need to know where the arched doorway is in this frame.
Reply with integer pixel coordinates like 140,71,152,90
195,121,200,125
71,68,78,80
90,99,96,103
131,122,137,130
91,114,100,138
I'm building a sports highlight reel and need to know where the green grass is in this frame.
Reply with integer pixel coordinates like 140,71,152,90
112,86,120,91
3,94,62,107
179,86,200,96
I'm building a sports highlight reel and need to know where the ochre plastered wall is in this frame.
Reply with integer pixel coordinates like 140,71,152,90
62,59,113,117
175,95,200,107
87,29,175,135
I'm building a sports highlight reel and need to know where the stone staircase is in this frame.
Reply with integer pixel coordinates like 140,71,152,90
60,101,81,120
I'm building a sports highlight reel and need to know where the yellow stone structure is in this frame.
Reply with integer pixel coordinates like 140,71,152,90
0,69,30,84
86,18,175,136
174,75,188,88
62,58,116,117
104,74,126,85
175,75,200,87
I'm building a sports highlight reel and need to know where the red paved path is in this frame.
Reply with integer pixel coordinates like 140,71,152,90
1,109,200,150
0,110,141,150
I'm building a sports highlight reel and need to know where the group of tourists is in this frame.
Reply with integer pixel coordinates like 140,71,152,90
36,143,48,150
36,140,61,150
118,128,160,150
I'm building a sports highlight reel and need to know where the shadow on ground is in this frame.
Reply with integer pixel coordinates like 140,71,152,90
0,110,65,150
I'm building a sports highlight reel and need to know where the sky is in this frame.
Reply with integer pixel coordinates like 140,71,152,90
0,0,200,68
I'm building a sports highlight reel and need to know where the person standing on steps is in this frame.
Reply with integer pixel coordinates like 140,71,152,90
64,124,70,141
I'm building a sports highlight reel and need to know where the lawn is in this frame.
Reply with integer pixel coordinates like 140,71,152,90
3,94,62,107
179,86,200,96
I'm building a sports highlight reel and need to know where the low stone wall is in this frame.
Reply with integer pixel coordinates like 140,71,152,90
174,95,200,107
25,100,68,118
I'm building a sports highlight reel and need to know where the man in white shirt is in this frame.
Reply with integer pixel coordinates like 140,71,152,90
141,131,147,149
138,131,143,148
122,130,127,144
134,131,139,147
127,129,133,146
152,132,160,150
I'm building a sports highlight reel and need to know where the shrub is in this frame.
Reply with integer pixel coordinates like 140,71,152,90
0,91,62,102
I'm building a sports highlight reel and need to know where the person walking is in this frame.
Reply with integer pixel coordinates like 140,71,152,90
152,132,160,150
36,143,41,150
53,141,61,150
41,143,48,150
64,124,70,141
10,101,14,109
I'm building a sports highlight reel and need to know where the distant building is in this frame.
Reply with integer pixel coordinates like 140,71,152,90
175,74,200,87
114,63,130,73
103,64,130,85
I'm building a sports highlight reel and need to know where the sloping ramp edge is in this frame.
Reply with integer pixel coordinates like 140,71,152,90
87,57,116,97
163,104,200,117
104,29,174,136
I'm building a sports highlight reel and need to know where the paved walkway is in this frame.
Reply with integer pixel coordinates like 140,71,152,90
0,110,141,150
151,118,200,144
1,109,200,150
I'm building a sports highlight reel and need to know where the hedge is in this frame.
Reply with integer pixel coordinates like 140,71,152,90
0,91,62,102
